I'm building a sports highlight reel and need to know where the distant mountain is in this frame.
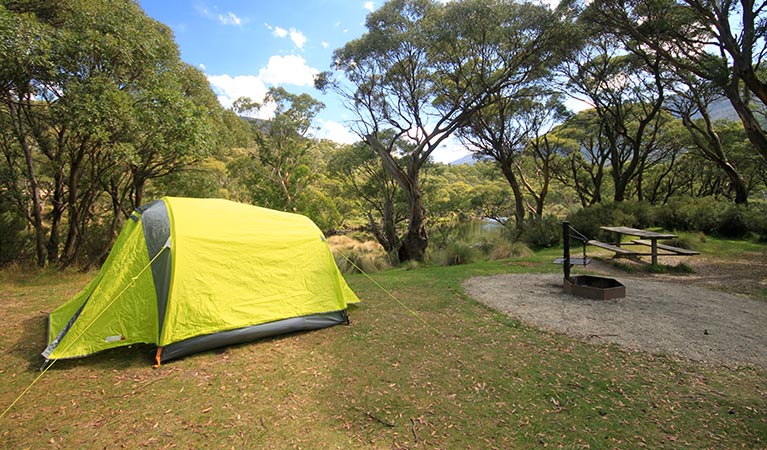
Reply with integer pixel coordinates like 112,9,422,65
449,153,492,166
705,96,739,122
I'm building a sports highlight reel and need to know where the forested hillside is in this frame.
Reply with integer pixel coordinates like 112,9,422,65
1,0,765,268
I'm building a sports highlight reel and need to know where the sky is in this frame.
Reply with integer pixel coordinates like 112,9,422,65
137,0,475,163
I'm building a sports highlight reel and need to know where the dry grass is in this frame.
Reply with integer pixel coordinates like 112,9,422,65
1,253,765,448
327,235,391,274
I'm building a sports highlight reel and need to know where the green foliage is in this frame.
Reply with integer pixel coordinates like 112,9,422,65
520,215,561,248
0,201,31,265
567,201,654,241
298,186,342,232
655,196,726,234
653,197,767,239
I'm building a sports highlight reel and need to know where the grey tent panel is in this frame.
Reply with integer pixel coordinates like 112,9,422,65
41,302,87,360
160,310,348,362
137,200,172,336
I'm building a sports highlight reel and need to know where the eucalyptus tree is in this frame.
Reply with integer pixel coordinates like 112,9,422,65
126,63,222,210
459,88,569,228
231,87,325,213
521,95,572,218
665,73,750,203
319,0,559,261
559,34,671,202
0,0,224,266
584,0,767,162
549,110,610,206
327,139,406,254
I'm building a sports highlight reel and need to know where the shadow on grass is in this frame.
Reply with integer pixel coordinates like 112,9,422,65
24,313,360,372
13,313,49,371
13,312,155,372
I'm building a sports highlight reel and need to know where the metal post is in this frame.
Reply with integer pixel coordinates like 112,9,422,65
563,221,570,281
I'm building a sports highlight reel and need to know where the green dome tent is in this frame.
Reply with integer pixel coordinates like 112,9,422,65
43,197,359,365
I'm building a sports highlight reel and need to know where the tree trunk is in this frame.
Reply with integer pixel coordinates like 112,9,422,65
499,162,526,228
382,198,398,253
719,160,749,204
365,134,429,262
46,172,65,265
21,139,46,267
133,174,146,209
10,101,46,267
398,178,428,262
724,83,767,161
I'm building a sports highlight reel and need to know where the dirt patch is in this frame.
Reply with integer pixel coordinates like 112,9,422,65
463,272,767,368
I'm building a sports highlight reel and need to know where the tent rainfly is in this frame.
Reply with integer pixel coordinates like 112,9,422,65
43,197,359,365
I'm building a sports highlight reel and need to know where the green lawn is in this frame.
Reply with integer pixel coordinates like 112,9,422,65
1,254,765,448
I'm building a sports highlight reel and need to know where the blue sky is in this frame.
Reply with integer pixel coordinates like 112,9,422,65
138,0,474,163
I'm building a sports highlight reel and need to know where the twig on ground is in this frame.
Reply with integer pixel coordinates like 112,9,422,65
366,411,395,428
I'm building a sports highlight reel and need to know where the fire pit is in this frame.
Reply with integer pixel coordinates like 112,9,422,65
564,275,626,300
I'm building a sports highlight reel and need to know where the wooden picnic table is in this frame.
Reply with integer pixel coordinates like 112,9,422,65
599,226,678,265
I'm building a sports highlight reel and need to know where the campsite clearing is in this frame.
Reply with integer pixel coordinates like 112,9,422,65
1,242,766,448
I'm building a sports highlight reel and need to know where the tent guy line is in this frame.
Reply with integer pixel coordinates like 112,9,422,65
0,245,169,421
337,250,447,340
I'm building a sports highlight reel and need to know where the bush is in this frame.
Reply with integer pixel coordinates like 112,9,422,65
520,215,560,248
663,235,698,251
566,201,652,242
655,196,728,234
0,207,32,266
746,204,767,241
717,205,750,238
564,196,767,241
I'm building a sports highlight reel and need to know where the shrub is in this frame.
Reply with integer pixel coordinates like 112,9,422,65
746,204,767,241
0,207,32,266
655,196,728,234
566,202,651,241
520,215,560,248
717,205,750,238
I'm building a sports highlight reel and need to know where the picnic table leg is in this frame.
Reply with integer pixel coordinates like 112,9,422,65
651,239,658,265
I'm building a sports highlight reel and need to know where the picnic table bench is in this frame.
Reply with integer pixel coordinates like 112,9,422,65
588,226,697,265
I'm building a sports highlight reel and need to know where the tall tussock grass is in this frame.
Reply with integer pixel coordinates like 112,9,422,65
327,235,391,274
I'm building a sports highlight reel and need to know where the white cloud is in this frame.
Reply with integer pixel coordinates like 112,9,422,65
206,74,271,118
218,11,242,26
268,25,307,50
198,63,206,70
431,136,471,164
314,119,358,144
321,41,329,49
565,97,593,113
364,1,375,11
289,28,307,49
258,55,318,86
272,26,288,38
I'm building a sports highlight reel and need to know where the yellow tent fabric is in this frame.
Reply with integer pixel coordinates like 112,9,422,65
44,197,359,362
160,197,359,345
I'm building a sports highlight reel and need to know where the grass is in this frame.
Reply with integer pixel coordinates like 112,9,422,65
1,252,766,448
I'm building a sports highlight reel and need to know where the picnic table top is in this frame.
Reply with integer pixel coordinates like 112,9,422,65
600,226,677,239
